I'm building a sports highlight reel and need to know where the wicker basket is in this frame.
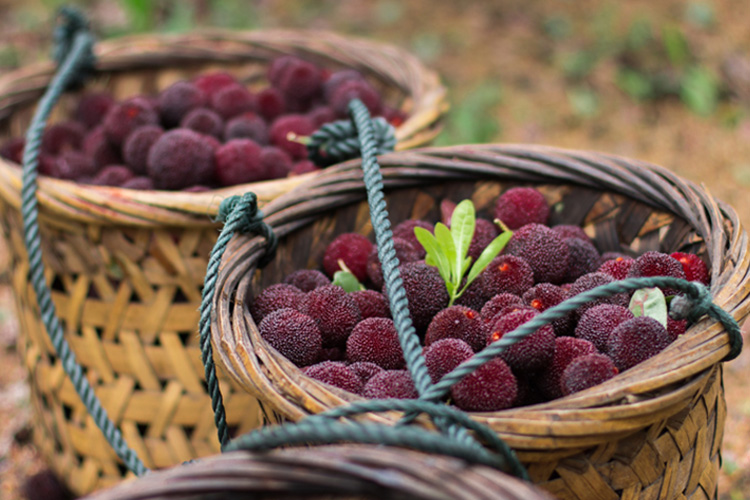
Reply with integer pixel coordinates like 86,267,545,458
211,144,750,500
82,445,552,500
0,30,445,496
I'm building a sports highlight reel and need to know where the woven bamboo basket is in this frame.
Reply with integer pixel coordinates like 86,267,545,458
211,144,750,500
0,30,446,496
82,445,552,500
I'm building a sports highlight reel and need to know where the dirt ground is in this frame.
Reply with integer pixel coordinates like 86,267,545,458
0,0,750,498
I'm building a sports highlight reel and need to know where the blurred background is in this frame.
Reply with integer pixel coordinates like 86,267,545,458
0,1,749,499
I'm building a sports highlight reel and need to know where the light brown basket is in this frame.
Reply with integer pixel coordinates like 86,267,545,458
211,144,750,499
82,445,553,500
0,30,446,496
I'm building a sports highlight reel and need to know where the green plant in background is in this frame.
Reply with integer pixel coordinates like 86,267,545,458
435,81,502,145
415,200,512,307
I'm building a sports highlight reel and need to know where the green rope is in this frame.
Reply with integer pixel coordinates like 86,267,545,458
307,116,396,166
200,192,277,448
225,399,527,479
417,276,741,406
20,7,146,475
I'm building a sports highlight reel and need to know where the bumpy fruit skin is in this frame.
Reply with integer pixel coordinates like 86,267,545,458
466,218,500,260
425,306,485,352
395,261,450,333
348,361,383,384
523,283,572,336
121,176,155,190
667,317,687,340
270,114,315,159
318,347,343,362
180,108,224,138
670,252,709,285
627,251,687,296
259,146,293,179
330,79,382,117
322,233,374,282
159,81,207,126
193,72,237,96
424,338,474,383
210,84,255,120
366,237,420,289
607,316,673,371
346,317,405,370
291,160,319,176
83,126,120,168
363,370,418,399
480,293,524,329
103,97,160,146
551,224,590,242
303,361,363,394
283,269,331,292
91,165,135,186
250,283,304,322
560,354,618,396
392,219,434,259
214,139,264,186
575,304,634,353
41,121,85,155
52,151,98,180
75,92,115,129
537,337,598,400
451,358,517,411
122,125,164,175
259,308,322,367
494,187,550,230
300,285,361,347
486,309,556,373
0,137,25,163
147,129,217,189
597,257,634,280
307,106,336,128
256,87,286,121
324,69,365,100
478,255,535,298
277,58,323,102
505,223,570,284
454,280,486,311
224,112,269,144
564,238,601,282
351,290,391,320
567,272,629,319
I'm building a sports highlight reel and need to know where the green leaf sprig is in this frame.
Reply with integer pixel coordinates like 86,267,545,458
414,199,513,306
628,287,668,327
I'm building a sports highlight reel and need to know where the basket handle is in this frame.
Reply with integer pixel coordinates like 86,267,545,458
20,7,148,476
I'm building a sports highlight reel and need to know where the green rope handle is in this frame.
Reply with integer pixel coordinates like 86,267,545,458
225,398,527,478
20,7,147,475
199,192,277,448
307,116,396,166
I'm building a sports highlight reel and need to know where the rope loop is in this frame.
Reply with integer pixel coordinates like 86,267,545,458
52,6,95,89
307,116,396,166
216,193,277,267
669,281,712,322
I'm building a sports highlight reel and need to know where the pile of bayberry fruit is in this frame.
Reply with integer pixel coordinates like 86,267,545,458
250,186,710,412
0,56,403,191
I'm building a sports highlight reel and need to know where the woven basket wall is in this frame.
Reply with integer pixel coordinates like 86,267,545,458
0,30,446,496
211,144,750,500
82,445,553,500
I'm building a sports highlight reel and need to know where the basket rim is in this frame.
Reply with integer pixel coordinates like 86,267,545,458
211,142,750,451
0,29,448,226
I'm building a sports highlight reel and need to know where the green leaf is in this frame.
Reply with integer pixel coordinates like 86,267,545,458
332,270,365,293
415,227,451,285
662,24,690,67
616,69,654,100
450,200,476,282
567,87,599,118
434,223,457,282
680,66,719,116
464,230,513,286
629,287,668,328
